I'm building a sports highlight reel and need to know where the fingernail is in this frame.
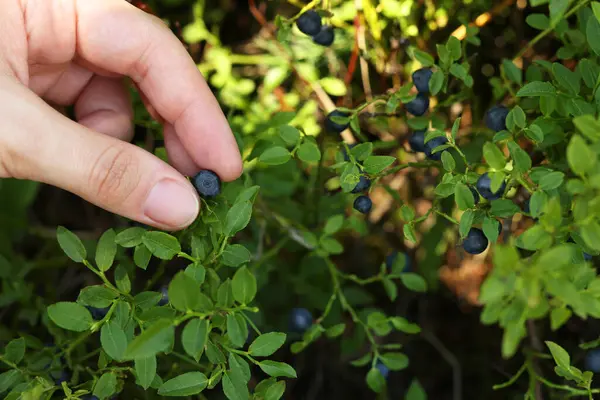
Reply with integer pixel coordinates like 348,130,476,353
144,179,199,228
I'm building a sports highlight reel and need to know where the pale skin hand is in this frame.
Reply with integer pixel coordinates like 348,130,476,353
0,0,243,230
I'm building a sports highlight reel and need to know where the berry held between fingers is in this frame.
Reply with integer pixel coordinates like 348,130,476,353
312,25,335,46
405,93,430,116
193,170,221,198
476,173,506,201
354,196,373,214
485,105,509,132
408,130,427,153
296,10,322,36
289,308,313,333
463,228,489,255
325,110,350,133
412,68,433,94
424,136,448,161
351,176,371,194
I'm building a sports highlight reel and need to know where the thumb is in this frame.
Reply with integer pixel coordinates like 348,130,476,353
0,78,200,231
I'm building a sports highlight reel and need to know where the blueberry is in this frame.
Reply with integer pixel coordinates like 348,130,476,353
424,136,448,161
470,187,480,205
312,25,335,46
412,68,433,94
289,308,313,333
325,110,350,133
158,286,169,306
463,228,489,255
485,105,509,132
386,251,411,273
353,196,372,214
475,173,506,201
351,176,371,194
405,93,430,116
585,349,600,372
296,10,322,36
193,170,221,198
376,361,390,379
408,130,426,153
85,306,109,321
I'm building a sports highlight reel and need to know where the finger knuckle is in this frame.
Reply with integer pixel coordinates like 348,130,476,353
89,144,140,205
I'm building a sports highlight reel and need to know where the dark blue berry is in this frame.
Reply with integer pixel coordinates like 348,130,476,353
325,110,350,133
412,68,433,94
476,173,506,201
312,25,335,46
296,10,322,36
408,130,426,153
193,170,221,198
463,228,489,255
85,306,109,321
158,286,169,306
586,349,600,372
470,187,480,205
485,105,509,132
424,136,448,161
289,308,313,333
405,93,430,116
376,361,390,379
351,176,371,194
353,196,372,214
386,251,411,273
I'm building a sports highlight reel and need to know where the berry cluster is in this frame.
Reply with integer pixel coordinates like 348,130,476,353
296,10,335,47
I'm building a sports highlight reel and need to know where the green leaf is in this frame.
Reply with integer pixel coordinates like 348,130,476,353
459,210,474,238
552,63,580,95
320,77,347,96
222,372,249,400
568,135,596,176
225,201,253,236
249,332,287,357
483,217,500,244
366,367,385,393
158,372,208,396
325,323,346,338
258,361,297,378
403,224,417,243
134,291,161,310
588,16,600,57
429,69,444,95
502,59,522,85
297,141,321,163
101,321,127,361
516,82,556,97
324,215,344,235
78,285,118,308
135,356,156,390
142,232,180,260
363,156,395,174
259,147,291,165
115,227,146,248
0,370,22,393
574,115,600,142
232,266,257,304
227,314,247,348
529,191,547,218
390,317,421,334
229,353,251,383
593,1,600,22
517,225,553,250
264,381,286,400
47,302,93,332
182,318,209,362
278,125,300,146
93,372,117,399
56,226,87,263
441,151,456,172
483,142,506,169
235,186,260,204
446,36,462,61
400,273,427,292
406,379,427,400
381,352,409,370
546,341,571,369
455,183,475,210
508,141,531,173
168,271,200,312
412,49,435,66
582,222,600,252
350,142,373,161
124,319,174,360
3,338,25,364
222,244,252,267
526,13,550,30
134,244,152,270
185,263,206,285
114,264,131,294
549,0,569,25
96,229,117,272
538,172,564,190
490,199,521,218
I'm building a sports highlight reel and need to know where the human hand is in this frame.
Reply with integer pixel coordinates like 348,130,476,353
0,0,243,230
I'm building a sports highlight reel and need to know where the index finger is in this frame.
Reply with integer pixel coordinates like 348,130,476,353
74,0,242,181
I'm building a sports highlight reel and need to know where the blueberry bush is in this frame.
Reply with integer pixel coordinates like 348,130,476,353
4,0,600,399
